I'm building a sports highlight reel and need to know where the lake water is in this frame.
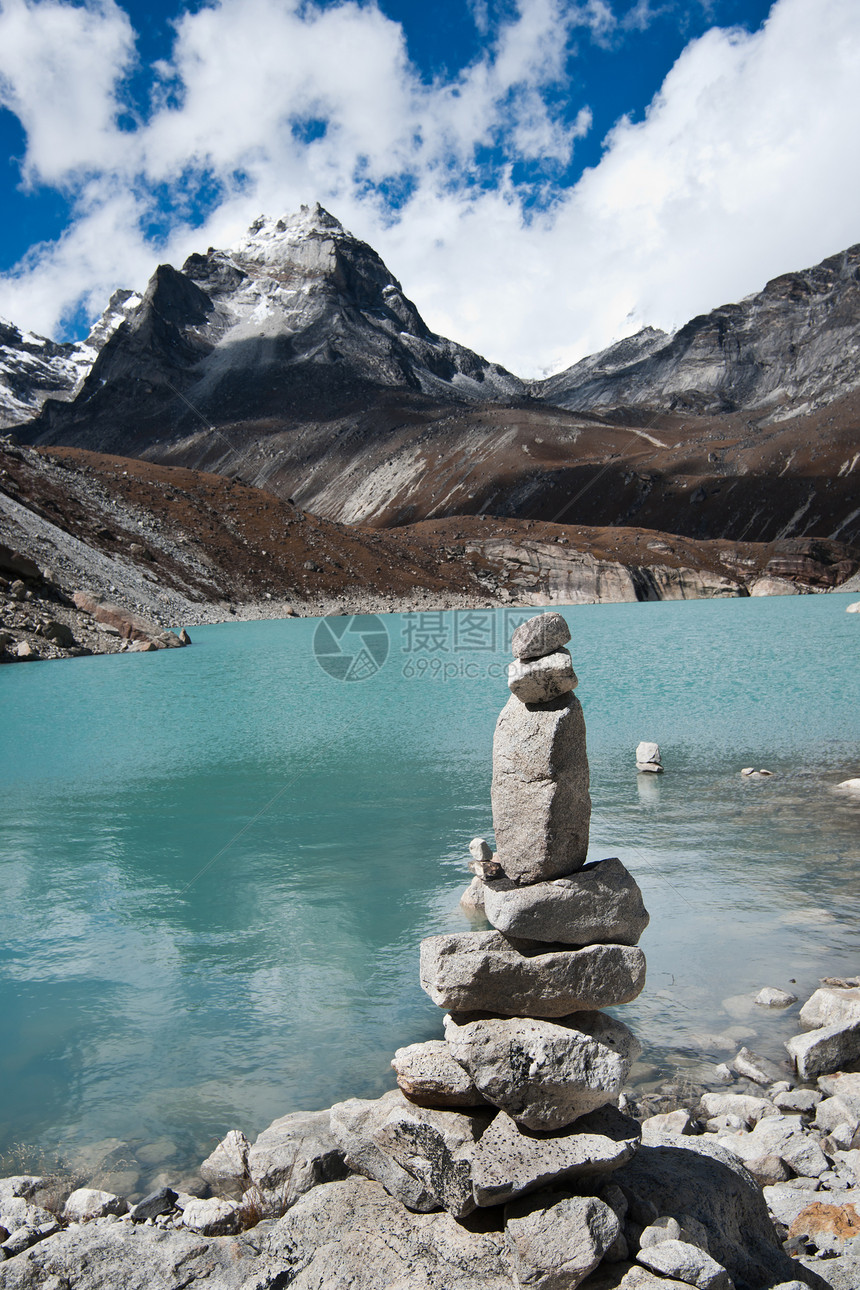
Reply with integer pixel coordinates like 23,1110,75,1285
1,594,859,1192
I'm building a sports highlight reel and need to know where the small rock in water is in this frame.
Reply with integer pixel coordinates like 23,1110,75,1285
755,986,798,1008
732,1046,791,1087
741,768,775,779
507,649,577,703
510,611,571,661
459,875,485,917
636,741,663,773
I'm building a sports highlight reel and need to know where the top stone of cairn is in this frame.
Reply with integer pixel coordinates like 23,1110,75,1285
511,612,571,662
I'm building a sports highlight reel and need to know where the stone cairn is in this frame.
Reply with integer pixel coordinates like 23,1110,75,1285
327,611,652,1285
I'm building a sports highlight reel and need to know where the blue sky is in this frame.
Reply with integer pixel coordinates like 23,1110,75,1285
0,0,857,375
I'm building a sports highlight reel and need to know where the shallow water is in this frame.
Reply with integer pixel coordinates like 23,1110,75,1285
1,594,858,1189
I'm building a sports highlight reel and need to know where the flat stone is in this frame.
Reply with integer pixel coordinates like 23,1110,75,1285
718,1117,829,1179
505,1191,620,1290
756,986,799,1008
0,1221,261,1289
246,1108,349,1212
511,611,571,661
507,649,577,703
774,1088,823,1114
329,1088,492,1217
257,1174,513,1289
800,987,860,1030
491,692,591,883
637,1239,732,1290
786,1020,860,1080
445,1010,641,1131
471,1105,640,1206
819,1073,860,1112
421,931,646,1016
698,1092,780,1126
63,1188,128,1222
482,857,649,947
391,1039,488,1108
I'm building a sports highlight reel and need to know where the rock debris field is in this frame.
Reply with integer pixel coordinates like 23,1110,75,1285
2,613,860,1290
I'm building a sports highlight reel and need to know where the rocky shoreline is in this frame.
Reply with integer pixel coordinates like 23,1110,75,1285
2,613,859,1290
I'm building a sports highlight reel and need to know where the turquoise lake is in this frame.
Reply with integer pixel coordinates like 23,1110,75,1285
1,594,859,1190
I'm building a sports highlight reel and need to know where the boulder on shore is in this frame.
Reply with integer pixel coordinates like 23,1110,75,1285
471,1105,641,1206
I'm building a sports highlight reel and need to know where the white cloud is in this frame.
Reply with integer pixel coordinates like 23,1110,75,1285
0,0,134,183
0,0,858,380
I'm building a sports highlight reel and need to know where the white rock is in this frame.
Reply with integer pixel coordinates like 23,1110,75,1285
786,1019,860,1080
800,986,860,1030
63,1188,128,1222
459,875,485,916
511,611,571,660
641,1109,695,1144
491,692,591,883
391,1039,487,1108
470,1105,640,1206
637,1238,732,1290
179,1196,241,1235
481,856,649,947
420,931,646,1016
507,649,577,703
835,777,860,791
199,1129,250,1200
846,602,860,613
755,986,798,1008
444,1009,641,1131
699,1092,779,1127
504,1191,619,1290
635,742,661,766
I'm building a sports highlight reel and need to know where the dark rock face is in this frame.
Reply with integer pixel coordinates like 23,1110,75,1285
0,291,139,430
8,220,860,548
536,245,860,422
19,205,523,458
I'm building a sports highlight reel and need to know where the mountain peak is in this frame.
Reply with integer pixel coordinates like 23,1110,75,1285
229,204,348,267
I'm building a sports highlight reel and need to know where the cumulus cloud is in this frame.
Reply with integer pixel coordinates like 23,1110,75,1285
0,0,858,378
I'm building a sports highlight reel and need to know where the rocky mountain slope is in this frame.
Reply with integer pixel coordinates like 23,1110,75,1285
7,215,860,548
2,437,857,663
537,244,860,421
0,290,140,429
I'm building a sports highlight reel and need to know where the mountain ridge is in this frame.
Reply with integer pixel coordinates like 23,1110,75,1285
5,209,859,546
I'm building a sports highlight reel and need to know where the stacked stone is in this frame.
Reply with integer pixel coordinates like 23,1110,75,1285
327,612,652,1284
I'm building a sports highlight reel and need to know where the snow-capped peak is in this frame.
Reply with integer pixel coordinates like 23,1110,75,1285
229,204,349,268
